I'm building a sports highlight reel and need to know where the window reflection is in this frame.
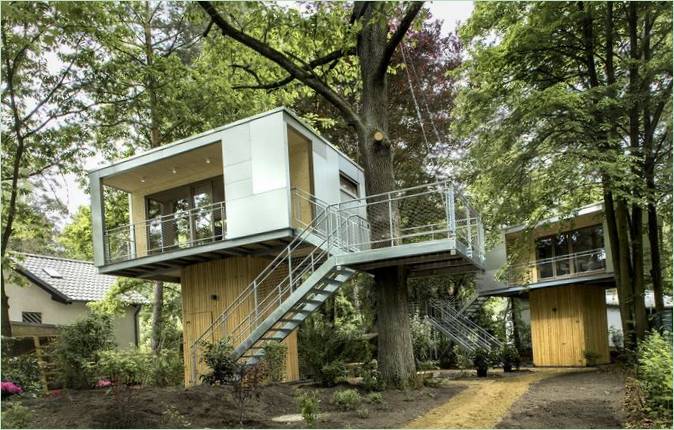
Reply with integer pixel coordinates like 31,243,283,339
535,224,605,280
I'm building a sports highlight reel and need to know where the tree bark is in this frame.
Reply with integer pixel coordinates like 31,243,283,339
641,5,665,313
374,266,415,387
357,3,416,386
510,297,522,352
627,2,648,338
601,2,635,345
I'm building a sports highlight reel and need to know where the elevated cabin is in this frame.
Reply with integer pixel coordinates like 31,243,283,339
90,108,486,384
477,203,617,367
90,108,365,281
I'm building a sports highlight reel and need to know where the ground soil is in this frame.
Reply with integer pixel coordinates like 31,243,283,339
8,366,627,428
496,367,625,429
408,368,559,428
15,380,464,429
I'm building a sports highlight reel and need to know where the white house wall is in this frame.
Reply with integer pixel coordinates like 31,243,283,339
6,281,138,349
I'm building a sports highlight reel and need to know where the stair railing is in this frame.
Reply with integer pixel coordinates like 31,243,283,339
430,298,502,350
189,193,364,384
189,181,486,383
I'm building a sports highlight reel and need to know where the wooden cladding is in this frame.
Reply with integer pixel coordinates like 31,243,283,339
181,256,300,385
529,285,609,367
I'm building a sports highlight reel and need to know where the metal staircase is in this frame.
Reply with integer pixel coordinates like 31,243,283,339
459,293,491,319
189,181,487,384
423,298,502,353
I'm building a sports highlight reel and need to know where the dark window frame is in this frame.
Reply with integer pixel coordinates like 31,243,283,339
22,311,42,325
535,223,605,280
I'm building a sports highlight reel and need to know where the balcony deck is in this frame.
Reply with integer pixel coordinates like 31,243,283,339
480,249,615,296
99,181,486,282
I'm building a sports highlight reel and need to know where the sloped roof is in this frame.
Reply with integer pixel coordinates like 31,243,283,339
14,253,146,304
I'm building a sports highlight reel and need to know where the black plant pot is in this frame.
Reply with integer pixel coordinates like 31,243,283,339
503,363,513,373
476,366,488,377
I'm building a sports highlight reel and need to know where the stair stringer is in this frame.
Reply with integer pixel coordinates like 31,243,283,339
232,257,356,364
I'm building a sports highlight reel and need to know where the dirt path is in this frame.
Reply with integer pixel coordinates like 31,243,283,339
496,368,625,429
407,369,576,429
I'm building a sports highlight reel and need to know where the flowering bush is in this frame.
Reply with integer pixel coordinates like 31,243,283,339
1,381,24,397
0,344,44,395
95,379,112,389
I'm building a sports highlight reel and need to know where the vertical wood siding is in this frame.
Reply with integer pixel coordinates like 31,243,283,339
181,257,300,385
530,285,609,366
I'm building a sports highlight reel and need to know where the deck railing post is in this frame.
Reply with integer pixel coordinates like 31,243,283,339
446,184,456,238
253,280,258,318
288,248,293,292
465,206,472,257
388,196,394,247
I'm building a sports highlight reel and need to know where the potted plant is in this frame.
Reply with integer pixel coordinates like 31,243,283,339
583,350,601,367
472,347,491,377
500,345,520,372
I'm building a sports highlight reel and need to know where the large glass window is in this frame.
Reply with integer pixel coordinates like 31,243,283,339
145,176,224,253
535,224,605,280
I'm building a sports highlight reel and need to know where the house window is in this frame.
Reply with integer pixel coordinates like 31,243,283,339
22,312,42,324
535,224,605,280
339,173,359,201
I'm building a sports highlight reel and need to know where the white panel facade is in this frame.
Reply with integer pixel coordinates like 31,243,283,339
223,112,290,239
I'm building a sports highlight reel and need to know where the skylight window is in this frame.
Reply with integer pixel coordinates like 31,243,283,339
42,267,62,278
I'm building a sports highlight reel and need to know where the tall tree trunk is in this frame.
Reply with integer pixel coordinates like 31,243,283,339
601,3,634,345
1,272,11,337
357,3,415,387
144,0,164,354
627,2,648,338
0,51,29,338
641,5,665,313
510,297,522,352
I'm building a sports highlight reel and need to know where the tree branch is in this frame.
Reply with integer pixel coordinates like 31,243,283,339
199,1,364,129
380,2,424,72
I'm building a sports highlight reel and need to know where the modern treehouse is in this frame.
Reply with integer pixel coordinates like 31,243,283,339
89,108,486,385
477,203,619,367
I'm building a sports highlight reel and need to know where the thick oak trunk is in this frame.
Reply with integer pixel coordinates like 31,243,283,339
356,3,416,387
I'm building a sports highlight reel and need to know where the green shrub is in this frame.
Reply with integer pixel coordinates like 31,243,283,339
366,392,384,404
410,313,438,362
320,360,347,387
452,345,472,369
472,347,491,377
417,360,439,371
298,312,371,383
55,312,115,388
333,389,362,411
637,331,672,425
1,402,32,428
262,341,287,383
361,359,384,392
500,345,520,372
0,349,44,395
150,350,184,387
296,390,320,427
201,338,238,385
95,350,150,385
583,350,601,367
356,407,369,418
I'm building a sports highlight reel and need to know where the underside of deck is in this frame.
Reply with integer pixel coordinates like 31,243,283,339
336,239,484,277
98,228,294,282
